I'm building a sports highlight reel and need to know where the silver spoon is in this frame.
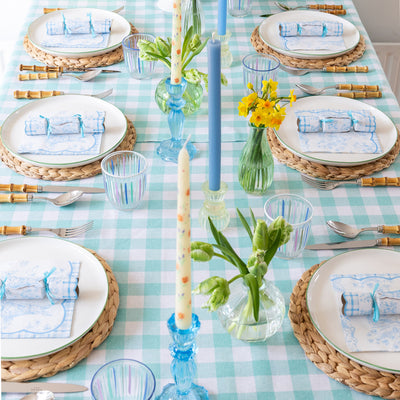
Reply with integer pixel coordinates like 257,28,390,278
296,83,343,95
326,220,400,239
61,69,102,82
0,190,84,206
20,390,55,400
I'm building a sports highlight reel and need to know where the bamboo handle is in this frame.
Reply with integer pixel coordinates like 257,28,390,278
380,238,400,246
14,90,64,99
337,84,379,91
0,226,27,235
0,184,39,193
309,4,344,9
43,7,63,13
321,9,346,15
360,177,400,187
325,66,369,73
382,225,400,234
0,194,29,203
337,91,382,98
19,64,62,72
18,72,59,81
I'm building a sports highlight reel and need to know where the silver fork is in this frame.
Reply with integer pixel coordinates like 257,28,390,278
301,174,360,190
0,221,94,237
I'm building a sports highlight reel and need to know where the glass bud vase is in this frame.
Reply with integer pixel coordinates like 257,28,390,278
155,77,204,116
182,0,205,36
238,124,274,195
217,279,285,343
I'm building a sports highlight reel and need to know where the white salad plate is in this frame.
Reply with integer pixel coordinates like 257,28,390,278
307,248,400,374
259,10,360,59
1,237,108,360
1,95,127,168
27,7,131,58
275,96,398,166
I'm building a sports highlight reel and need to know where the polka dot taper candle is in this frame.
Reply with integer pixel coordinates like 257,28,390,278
171,0,182,84
156,142,209,400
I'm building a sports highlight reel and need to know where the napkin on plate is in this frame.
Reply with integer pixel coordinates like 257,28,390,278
330,273,400,352
278,21,346,51
19,111,105,156
1,260,80,339
42,14,111,48
296,109,382,154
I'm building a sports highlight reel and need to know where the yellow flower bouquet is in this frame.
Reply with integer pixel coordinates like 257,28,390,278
237,80,296,195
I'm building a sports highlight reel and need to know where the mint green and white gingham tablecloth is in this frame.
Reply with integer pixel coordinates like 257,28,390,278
1,1,400,399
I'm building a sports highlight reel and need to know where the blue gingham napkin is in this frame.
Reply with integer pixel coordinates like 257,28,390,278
1,260,80,339
330,273,400,352
19,111,105,155
278,21,346,51
296,109,381,153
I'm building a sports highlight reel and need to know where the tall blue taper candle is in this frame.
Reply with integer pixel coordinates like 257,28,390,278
207,38,221,192
217,0,227,36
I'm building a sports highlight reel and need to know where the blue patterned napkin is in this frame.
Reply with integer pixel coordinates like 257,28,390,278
296,109,382,153
330,273,400,352
278,21,346,51
42,14,111,48
19,111,105,155
1,260,80,339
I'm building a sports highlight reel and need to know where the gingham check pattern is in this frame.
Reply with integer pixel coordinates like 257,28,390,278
1,1,400,399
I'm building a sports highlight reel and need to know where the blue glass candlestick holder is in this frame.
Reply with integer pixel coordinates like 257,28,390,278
157,77,198,163
156,313,209,400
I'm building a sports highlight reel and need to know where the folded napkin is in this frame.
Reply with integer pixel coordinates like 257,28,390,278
296,109,382,154
19,111,105,156
330,273,400,352
42,14,111,48
278,20,346,51
1,260,80,339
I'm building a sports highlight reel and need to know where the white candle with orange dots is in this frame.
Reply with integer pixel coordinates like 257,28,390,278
175,143,192,329
171,0,182,84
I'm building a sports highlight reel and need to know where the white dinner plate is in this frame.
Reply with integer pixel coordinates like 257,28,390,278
1,95,127,168
27,8,131,58
307,248,400,373
259,10,360,59
1,237,109,360
275,96,398,166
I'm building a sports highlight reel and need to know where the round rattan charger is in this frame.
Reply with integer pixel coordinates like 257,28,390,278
266,128,400,180
23,24,138,69
289,262,400,399
0,117,136,181
1,248,119,382
250,27,366,68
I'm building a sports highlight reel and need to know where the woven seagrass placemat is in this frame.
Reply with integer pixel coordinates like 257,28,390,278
1,248,119,382
289,262,400,399
23,23,138,68
250,27,366,68
266,128,400,180
0,117,137,181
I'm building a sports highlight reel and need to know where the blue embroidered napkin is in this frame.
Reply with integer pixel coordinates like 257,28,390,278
1,260,80,339
278,21,346,51
41,14,111,48
330,273,400,352
296,109,382,154
19,111,105,156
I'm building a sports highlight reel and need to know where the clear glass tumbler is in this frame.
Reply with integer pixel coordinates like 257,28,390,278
101,151,148,211
228,0,252,17
122,33,156,79
242,53,280,95
264,194,313,259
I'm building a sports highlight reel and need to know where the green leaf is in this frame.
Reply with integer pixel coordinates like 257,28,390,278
263,230,282,266
244,273,260,321
250,208,257,230
236,208,253,241
182,25,194,60
182,37,209,71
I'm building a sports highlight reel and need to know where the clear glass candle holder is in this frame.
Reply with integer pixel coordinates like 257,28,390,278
228,0,252,17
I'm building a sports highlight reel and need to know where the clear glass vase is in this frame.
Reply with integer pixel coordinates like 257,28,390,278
182,0,205,36
238,124,274,195
217,279,285,343
155,77,204,116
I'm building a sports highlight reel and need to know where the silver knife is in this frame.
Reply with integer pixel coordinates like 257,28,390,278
0,183,104,194
14,88,113,100
306,237,400,250
2,381,88,393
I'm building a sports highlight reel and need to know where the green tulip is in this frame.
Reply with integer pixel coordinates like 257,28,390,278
193,276,230,312
247,249,269,285
268,216,292,247
188,33,201,52
155,37,170,58
252,220,269,251
191,241,214,262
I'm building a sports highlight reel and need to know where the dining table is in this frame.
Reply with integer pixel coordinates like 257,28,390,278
1,0,400,399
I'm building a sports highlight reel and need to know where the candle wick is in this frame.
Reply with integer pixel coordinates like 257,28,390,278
183,135,192,149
